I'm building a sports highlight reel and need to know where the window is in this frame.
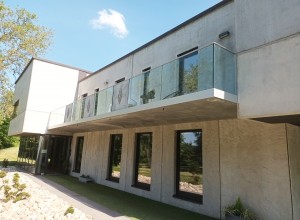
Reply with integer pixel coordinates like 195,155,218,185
178,51,199,95
175,130,203,203
74,136,84,173
107,134,123,182
94,88,99,116
134,133,152,190
81,93,87,118
12,100,19,118
115,77,125,84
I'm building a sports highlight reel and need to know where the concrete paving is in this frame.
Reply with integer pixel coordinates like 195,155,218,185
23,172,130,220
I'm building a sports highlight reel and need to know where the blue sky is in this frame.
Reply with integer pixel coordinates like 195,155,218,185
6,0,221,72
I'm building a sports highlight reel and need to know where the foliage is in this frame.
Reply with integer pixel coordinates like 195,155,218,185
2,158,8,167
64,206,75,216
0,1,53,79
225,197,258,220
0,75,13,122
0,117,18,149
0,172,31,203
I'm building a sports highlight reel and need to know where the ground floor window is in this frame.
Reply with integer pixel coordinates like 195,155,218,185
74,136,84,173
107,134,123,182
175,130,203,203
17,136,40,171
133,133,152,190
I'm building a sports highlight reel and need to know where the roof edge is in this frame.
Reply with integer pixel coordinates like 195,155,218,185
15,57,92,84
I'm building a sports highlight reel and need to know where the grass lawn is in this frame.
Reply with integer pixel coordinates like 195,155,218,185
46,175,216,220
0,146,19,165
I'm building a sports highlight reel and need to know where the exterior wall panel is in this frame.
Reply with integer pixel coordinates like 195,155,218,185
219,119,292,220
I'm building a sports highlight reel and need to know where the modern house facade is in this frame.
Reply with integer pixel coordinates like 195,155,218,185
8,0,300,219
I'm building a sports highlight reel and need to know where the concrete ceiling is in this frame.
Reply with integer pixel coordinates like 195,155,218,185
48,98,237,134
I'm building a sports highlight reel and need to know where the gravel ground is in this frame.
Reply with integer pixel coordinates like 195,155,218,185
0,167,93,220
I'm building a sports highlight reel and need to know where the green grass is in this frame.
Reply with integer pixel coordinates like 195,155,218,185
0,146,19,165
46,175,216,220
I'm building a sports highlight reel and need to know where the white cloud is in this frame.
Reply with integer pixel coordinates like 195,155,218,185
90,9,128,38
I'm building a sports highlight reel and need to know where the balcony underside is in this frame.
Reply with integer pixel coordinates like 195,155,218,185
48,89,237,134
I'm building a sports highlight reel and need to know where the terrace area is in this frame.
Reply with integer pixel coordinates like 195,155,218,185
48,43,237,133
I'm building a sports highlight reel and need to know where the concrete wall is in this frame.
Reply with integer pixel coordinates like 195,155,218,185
219,119,293,220
68,119,299,220
286,124,300,220
238,34,300,119
235,0,300,52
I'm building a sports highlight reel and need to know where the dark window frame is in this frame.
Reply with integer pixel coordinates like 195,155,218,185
174,129,203,204
132,132,152,191
73,136,84,173
107,134,123,183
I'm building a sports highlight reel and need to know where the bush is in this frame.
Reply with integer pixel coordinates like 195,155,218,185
64,206,74,215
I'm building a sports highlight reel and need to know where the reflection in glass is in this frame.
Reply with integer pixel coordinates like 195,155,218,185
135,133,152,190
108,134,123,182
179,51,199,95
177,130,202,202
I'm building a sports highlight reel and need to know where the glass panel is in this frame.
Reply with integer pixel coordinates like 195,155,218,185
112,80,130,111
214,44,237,94
179,51,199,95
177,130,203,197
83,95,95,118
198,45,214,91
142,67,162,103
128,74,143,107
97,87,113,115
74,137,84,173
135,133,152,189
161,60,180,99
108,134,123,181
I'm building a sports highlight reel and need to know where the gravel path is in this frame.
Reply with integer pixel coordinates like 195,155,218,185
0,167,92,220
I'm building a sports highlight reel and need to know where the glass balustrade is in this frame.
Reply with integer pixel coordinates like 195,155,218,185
49,43,236,126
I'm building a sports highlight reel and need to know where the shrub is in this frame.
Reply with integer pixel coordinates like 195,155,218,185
64,206,74,216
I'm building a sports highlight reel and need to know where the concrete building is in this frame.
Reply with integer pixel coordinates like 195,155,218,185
9,0,300,219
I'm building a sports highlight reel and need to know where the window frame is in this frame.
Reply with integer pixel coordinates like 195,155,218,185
73,136,84,173
133,132,152,191
107,134,123,183
174,129,203,204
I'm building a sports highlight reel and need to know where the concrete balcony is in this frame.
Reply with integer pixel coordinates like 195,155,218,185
48,43,237,134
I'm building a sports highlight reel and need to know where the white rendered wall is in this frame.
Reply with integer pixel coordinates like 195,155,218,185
9,59,81,135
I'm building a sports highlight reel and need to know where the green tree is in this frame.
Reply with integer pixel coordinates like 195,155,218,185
0,1,52,148
0,1,53,78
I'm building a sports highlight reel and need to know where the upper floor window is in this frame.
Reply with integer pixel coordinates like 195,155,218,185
81,93,87,118
94,88,99,115
12,100,19,119
178,51,199,95
107,134,123,182
175,130,203,203
133,132,152,190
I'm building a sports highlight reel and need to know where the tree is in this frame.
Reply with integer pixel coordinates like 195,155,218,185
0,1,53,79
0,1,52,148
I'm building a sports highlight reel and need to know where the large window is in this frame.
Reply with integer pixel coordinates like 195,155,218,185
176,130,203,203
134,133,152,190
107,134,123,182
74,136,84,173
178,51,199,95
